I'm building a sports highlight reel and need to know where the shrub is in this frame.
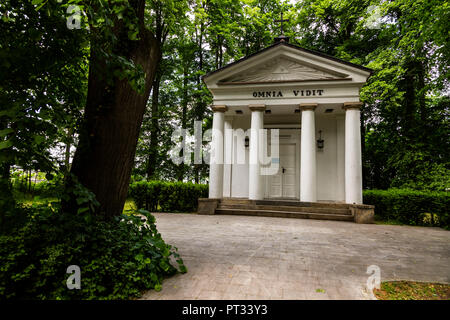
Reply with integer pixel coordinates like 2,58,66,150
129,174,145,184
129,180,208,213
363,189,450,229
11,172,63,198
0,202,186,300
391,163,450,192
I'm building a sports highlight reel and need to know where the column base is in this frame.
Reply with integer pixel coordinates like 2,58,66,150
350,204,375,224
197,198,219,215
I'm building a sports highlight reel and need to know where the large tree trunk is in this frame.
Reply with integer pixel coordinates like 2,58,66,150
66,2,160,218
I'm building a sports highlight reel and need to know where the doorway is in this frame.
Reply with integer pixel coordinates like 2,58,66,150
268,143,297,199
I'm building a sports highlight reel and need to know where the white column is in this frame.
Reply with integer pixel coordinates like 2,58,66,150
209,105,227,198
344,102,363,204
248,105,265,200
222,117,233,197
300,104,317,202
336,115,345,202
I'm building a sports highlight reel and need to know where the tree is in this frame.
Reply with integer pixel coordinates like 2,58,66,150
290,0,449,190
0,0,88,211
145,0,189,180
360,0,449,190
62,0,164,218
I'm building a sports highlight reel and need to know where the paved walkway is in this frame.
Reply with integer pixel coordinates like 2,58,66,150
141,213,450,300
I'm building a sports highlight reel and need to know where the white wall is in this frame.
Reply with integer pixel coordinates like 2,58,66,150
223,118,233,197
230,116,250,198
224,113,345,202
336,116,345,201
316,116,338,201
300,114,345,202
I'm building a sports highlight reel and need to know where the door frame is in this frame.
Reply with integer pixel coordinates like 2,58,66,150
264,129,300,200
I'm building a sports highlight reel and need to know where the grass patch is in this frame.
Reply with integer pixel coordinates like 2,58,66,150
15,193,58,206
374,281,450,300
17,194,138,215
124,198,137,212
374,218,404,226
315,288,326,293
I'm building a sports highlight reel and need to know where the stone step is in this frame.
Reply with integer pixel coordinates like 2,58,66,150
215,208,354,222
217,204,351,215
220,198,351,209
220,198,253,205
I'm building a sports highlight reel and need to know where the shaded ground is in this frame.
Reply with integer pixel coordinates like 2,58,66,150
139,213,450,300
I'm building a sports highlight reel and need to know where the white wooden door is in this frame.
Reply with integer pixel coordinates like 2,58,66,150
269,162,282,197
281,144,296,198
269,144,296,198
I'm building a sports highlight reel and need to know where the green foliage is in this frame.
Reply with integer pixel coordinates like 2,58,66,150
391,162,450,192
374,281,450,300
357,1,450,190
0,202,186,300
363,189,450,229
0,0,88,175
293,0,449,191
129,180,208,213
10,171,63,198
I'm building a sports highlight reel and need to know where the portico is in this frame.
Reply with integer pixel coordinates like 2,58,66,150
203,41,372,206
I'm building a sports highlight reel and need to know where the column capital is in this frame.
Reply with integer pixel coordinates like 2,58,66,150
299,103,318,111
343,102,363,110
248,104,266,112
211,105,228,113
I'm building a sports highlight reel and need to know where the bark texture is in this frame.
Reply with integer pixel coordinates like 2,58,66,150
68,1,160,218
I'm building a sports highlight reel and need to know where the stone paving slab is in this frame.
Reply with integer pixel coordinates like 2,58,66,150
141,213,450,300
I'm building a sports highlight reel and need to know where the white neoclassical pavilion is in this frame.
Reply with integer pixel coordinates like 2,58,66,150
203,41,372,205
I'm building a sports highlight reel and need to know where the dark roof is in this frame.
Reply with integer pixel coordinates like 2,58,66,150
202,41,373,81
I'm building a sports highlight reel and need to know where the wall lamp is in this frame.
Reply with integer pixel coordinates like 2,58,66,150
317,130,324,149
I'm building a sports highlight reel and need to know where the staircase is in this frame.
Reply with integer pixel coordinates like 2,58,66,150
214,198,354,222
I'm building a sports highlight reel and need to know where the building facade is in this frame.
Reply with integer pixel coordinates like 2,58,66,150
203,41,372,204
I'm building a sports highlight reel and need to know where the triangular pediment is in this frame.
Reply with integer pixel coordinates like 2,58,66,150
203,43,372,88
220,56,347,84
